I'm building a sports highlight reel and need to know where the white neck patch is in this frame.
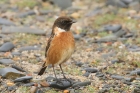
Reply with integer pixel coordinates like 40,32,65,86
57,27,65,32
54,27,66,35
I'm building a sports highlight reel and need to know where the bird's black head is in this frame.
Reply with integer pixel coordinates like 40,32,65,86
53,16,76,31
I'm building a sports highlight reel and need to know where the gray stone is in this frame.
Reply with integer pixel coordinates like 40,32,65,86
0,67,24,79
0,18,15,26
85,68,98,73
18,46,40,52
51,0,72,9
111,75,124,80
106,0,128,8
11,52,21,56
14,76,33,83
103,24,122,32
0,42,15,52
72,81,91,87
0,59,14,64
2,26,46,35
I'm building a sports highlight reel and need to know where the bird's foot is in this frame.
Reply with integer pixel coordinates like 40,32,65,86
64,78,72,84
55,78,65,86
63,77,72,84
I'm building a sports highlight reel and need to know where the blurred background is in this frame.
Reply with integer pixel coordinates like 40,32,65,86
0,0,140,93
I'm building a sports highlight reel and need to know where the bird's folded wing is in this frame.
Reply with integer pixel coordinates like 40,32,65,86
45,33,54,57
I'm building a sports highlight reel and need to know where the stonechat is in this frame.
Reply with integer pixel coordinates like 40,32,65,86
38,16,76,80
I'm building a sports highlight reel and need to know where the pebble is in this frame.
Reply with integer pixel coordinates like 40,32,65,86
11,65,26,72
75,62,83,67
114,29,126,37
111,59,119,64
106,0,128,8
11,52,21,56
49,79,72,90
0,18,15,26
0,42,15,52
23,82,35,87
14,76,33,83
95,72,104,77
17,10,36,18
86,7,102,17
85,68,98,73
51,0,72,9
2,26,46,35
30,86,37,93
103,24,122,32
0,59,14,64
83,72,90,77
18,46,40,52
73,34,81,40
40,80,49,87
130,69,140,75
111,75,124,80
0,67,24,79
36,89,44,93
72,81,91,87
94,34,117,43
121,0,133,4
7,85,16,91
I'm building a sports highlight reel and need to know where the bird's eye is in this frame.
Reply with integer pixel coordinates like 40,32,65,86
61,20,64,23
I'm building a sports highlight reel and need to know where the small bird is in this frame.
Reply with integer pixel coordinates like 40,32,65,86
38,16,76,80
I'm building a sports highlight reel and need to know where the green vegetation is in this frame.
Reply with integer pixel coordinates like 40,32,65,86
16,0,37,8
93,13,116,28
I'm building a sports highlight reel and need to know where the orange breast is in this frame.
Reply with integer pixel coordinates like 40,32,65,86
46,31,75,66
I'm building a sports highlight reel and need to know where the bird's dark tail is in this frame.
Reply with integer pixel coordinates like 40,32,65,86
38,63,47,75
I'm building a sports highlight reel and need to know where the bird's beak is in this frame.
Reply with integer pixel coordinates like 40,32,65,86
71,19,77,23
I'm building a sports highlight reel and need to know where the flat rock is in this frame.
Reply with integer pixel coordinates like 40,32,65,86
14,76,33,83
72,81,91,87
94,34,118,43
17,10,51,18
75,62,83,67
85,68,98,73
2,26,46,35
106,0,128,8
83,72,90,77
0,59,14,64
49,79,72,90
11,52,21,56
0,18,15,26
17,10,36,18
51,0,72,9
111,75,124,80
130,69,140,75
86,7,102,17
0,67,24,79
114,29,126,37
73,34,81,40
121,0,133,4
23,82,35,86
102,24,122,32
18,46,40,52
0,42,15,52
7,86,17,91
11,65,26,72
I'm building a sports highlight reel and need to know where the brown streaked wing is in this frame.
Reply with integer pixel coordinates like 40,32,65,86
45,33,54,57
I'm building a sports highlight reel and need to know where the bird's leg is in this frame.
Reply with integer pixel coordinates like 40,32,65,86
52,65,64,85
59,64,67,79
59,64,72,84
52,65,58,80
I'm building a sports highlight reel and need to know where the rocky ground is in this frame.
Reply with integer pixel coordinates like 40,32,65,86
0,0,140,93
